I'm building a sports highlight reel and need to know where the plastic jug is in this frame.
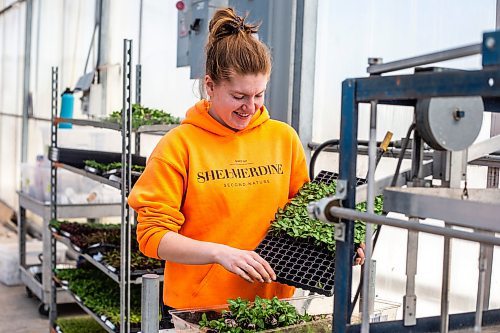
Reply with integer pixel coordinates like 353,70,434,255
59,88,74,128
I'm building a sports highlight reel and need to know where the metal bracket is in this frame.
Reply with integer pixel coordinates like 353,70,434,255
307,179,348,223
336,179,348,199
334,222,346,242
306,179,349,241
403,295,417,326
482,30,500,67
49,147,59,162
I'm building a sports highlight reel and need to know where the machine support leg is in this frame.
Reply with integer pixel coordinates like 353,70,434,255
474,239,488,333
440,231,451,333
360,100,377,331
403,221,418,326
334,79,358,333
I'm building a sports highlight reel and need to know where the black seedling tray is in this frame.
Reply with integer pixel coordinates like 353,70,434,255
255,170,367,296
256,234,336,296
312,170,367,187
49,147,146,169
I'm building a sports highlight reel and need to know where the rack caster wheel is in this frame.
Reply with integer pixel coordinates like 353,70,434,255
38,303,50,317
25,286,33,298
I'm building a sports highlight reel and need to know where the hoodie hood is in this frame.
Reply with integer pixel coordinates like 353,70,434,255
181,99,270,137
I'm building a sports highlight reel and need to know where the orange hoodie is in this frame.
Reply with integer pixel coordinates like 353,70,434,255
128,99,309,309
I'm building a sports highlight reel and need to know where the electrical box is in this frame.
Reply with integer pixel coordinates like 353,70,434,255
176,0,273,79
176,0,228,79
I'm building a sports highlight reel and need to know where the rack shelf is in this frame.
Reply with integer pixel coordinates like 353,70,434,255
52,232,163,284
20,265,74,304
57,164,121,190
56,117,179,135
18,191,121,314
58,284,119,333
56,118,121,131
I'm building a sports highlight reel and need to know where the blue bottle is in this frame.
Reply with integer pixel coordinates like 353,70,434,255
59,88,74,128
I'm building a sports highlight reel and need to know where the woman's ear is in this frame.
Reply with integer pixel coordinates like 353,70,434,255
205,75,214,98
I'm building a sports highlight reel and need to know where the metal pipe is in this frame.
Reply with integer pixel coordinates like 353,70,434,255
334,79,359,333
0,0,25,16
291,0,304,133
475,242,488,332
404,123,421,327
367,44,482,75
361,101,377,331
328,207,500,247
141,274,159,333
308,144,434,160
467,135,500,162
404,219,418,326
21,0,33,163
138,0,143,65
49,67,59,328
441,150,465,333
481,241,494,310
120,39,133,333
441,232,451,333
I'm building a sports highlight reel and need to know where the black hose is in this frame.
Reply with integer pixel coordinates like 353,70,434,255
390,123,416,187
309,139,339,180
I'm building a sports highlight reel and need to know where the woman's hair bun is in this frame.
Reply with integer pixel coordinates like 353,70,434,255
205,7,271,82
208,7,259,43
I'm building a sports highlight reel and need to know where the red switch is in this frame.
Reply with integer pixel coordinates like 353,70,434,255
176,1,185,11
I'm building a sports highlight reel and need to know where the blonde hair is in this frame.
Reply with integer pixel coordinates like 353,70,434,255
205,8,271,83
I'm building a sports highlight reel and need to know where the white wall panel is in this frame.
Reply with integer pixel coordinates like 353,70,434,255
313,0,496,143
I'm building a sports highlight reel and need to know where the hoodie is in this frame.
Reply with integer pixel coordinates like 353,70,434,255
128,99,309,309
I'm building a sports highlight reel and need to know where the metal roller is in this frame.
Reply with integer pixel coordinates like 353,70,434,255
416,96,484,151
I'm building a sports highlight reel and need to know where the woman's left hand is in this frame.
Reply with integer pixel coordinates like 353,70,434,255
354,243,365,266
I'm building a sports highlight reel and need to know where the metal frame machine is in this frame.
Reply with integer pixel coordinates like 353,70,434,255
308,30,500,333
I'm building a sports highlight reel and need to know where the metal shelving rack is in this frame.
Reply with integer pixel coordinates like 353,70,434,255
48,40,174,333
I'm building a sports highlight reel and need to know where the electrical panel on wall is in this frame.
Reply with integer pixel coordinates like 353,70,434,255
175,0,271,80
175,0,229,79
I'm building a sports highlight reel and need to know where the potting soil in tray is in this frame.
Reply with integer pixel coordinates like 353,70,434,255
255,170,367,296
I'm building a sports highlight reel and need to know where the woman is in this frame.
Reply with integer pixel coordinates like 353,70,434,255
128,7,363,316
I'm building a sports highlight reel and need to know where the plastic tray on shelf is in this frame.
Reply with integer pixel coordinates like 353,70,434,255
70,289,140,333
49,147,146,187
49,147,146,170
170,294,333,333
255,170,367,296
53,233,163,281
52,274,143,333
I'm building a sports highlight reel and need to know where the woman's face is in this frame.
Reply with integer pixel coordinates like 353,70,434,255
205,73,269,131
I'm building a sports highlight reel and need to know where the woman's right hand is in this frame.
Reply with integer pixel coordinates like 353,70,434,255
213,244,276,284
